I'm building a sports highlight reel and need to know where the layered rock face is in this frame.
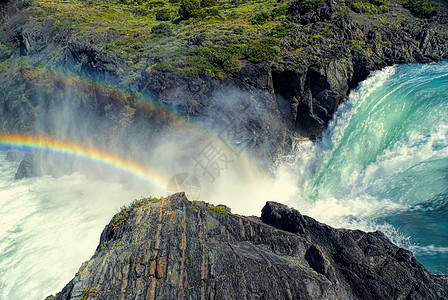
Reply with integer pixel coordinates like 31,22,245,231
49,193,448,300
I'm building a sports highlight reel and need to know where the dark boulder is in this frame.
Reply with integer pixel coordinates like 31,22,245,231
15,153,39,179
5,150,24,162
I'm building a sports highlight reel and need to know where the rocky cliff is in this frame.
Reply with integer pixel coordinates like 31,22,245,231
1,0,448,162
48,193,448,299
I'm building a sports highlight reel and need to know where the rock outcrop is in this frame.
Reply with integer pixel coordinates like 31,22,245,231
14,152,75,179
15,153,39,179
49,193,448,299
5,150,23,162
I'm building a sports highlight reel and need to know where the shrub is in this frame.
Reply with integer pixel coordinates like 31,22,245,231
209,206,228,215
250,11,271,25
179,0,202,19
405,0,440,18
151,23,173,36
145,1,165,9
153,62,175,72
201,0,218,7
271,5,289,18
196,43,245,74
111,197,158,230
204,7,220,16
155,9,171,21
246,37,280,63
233,26,244,35
351,39,364,52
0,44,13,61
346,0,391,14
269,23,295,38
289,0,326,15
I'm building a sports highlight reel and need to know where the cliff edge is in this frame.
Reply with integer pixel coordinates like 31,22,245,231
48,193,448,299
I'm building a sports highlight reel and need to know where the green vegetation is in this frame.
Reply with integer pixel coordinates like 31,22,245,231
269,23,295,38
16,0,293,78
179,0,202,19
246,37,280,63
292,0,326,14
111,196,159,230
250,11,271,25
346,0,391,14
271,5,289,18
404,0,440,18
155,8,172,20
78,284,101,300
151,23,173,36
200,0,218,7
209,206,228,215
351,39,364,52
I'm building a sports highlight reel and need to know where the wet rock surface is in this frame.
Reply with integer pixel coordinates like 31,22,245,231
49,193,448,300
5,150,23,162
15,153,39,179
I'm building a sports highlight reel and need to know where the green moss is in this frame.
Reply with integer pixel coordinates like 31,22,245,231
209,206,228,215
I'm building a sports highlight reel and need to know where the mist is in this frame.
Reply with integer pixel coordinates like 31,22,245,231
3,67,301,213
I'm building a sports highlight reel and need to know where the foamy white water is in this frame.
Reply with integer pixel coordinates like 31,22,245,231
0,152,151,299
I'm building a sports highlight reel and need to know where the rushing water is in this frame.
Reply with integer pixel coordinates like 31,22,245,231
286,61,448,275
0,62,447,299
0,154,151,299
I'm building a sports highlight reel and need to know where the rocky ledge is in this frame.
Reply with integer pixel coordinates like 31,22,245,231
48,193,447,299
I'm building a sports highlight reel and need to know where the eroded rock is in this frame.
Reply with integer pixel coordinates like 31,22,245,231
49,194,448,300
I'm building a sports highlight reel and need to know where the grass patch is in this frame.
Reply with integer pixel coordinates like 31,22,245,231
345,0,391,14
209,206,228,215
111,196,159,230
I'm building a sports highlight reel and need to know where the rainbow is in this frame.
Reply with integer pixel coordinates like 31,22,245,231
20,67,246,155
0,133,169,189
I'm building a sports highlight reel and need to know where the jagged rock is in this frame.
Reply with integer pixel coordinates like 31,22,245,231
50,194,448,300
15,153,39,179
14,152,75,179
5,150,23,162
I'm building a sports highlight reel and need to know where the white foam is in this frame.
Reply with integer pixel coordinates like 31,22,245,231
410,244,448,255
0,163,147,299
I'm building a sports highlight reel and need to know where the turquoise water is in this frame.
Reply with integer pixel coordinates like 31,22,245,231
289,61,448,274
